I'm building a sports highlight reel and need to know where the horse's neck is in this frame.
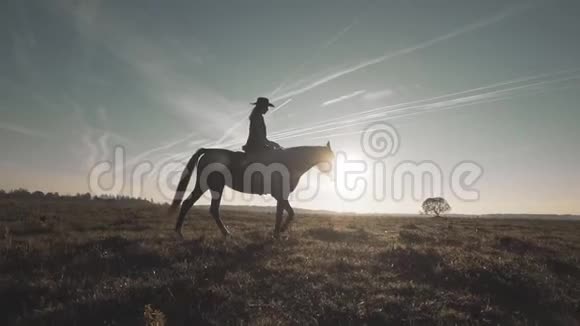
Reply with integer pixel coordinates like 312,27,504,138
286,147,323,172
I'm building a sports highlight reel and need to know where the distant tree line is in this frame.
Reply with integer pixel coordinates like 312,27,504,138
0,188,153,203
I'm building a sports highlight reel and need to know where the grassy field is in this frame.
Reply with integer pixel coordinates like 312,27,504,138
1,198,579,325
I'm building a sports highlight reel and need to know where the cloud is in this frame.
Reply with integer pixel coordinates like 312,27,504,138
322,90,366,107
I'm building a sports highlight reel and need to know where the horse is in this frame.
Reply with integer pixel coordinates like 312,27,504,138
169,142,335,239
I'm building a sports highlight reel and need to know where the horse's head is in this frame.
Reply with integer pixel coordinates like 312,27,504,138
317,141,335,175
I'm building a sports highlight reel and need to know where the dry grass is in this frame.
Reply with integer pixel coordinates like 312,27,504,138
1,198,579,325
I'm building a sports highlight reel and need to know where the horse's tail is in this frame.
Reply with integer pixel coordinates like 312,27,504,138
168,148,206,215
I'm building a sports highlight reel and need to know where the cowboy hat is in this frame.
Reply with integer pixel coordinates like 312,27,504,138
251,97,275,107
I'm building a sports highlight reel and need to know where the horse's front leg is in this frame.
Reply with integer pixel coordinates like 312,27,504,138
210,191,230,237
274,200,284,239
280,200,295,232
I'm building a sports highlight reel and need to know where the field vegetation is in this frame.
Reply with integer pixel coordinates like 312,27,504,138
1,195,579,325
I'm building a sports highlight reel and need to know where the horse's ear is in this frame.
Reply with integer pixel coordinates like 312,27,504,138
326,141,331,150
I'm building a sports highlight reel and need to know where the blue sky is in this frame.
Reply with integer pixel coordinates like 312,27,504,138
1,0,579,214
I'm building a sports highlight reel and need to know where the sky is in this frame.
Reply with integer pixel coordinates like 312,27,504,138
1,0,579,215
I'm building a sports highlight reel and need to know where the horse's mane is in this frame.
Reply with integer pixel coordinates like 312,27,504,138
279,145,327,152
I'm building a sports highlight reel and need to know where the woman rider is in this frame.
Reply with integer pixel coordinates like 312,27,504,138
242,97,282,153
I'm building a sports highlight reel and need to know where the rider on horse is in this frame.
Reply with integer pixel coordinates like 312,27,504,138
242,97,283,153
169,96,335,238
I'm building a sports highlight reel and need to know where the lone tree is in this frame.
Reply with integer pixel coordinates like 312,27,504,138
422,197,451,217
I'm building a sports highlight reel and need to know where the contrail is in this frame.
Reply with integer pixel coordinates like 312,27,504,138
270,16,360,97
310,95,516,140
0,122,48,138
270,68,580,139
322,90,366,107
215,119,247,145
290,75,580,141
323,67,580,125
274,74,580,141
270,72,580,142
311,82,577,140
272,3,535,102
269,98,293,114
287,93,524,142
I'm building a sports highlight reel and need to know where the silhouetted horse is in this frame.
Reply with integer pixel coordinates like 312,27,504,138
169,142,335,238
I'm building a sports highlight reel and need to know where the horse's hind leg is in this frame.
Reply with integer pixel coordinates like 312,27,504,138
210,188,230,237
175,183,204,238
280,200,295,232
